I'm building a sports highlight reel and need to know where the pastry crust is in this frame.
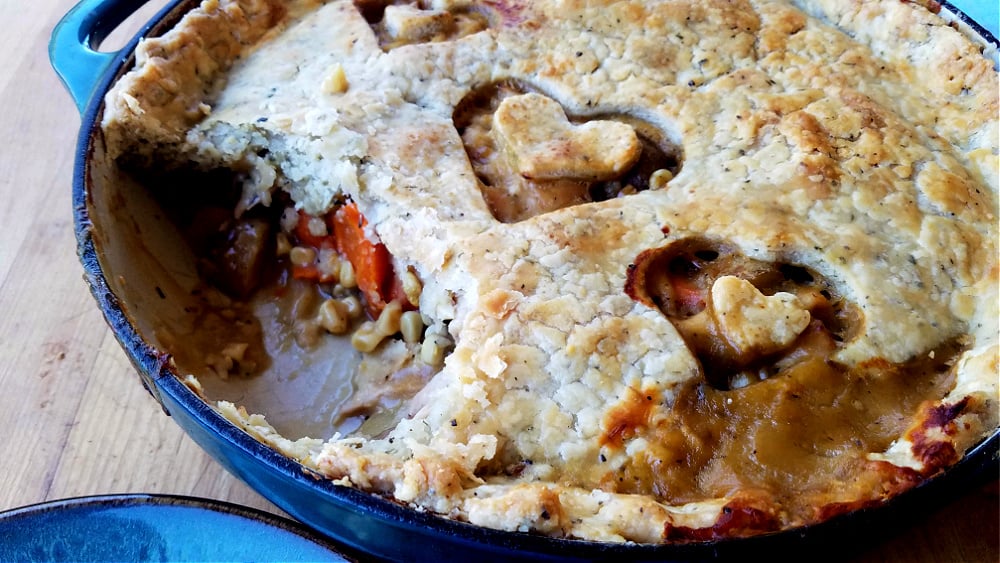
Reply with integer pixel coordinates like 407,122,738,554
105,0,998,543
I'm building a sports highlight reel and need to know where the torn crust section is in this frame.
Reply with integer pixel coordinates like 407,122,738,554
493,93,642,181
102,0,293,161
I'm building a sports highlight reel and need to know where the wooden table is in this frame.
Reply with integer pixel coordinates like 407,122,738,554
1,1,996,561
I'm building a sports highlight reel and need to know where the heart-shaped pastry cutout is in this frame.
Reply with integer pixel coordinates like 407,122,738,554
383,4,456,43
493,93,641,181
710,275,811,356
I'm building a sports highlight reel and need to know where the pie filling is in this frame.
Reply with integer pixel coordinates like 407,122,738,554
144,149,971,537
627,239,861,390
454,80,683,223
141,169,450,437
619,241,963,534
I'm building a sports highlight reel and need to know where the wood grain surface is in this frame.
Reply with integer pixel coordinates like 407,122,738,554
0,1,996,561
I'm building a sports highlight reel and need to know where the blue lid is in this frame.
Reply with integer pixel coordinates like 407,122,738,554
949,0,999,40
0,494,353,562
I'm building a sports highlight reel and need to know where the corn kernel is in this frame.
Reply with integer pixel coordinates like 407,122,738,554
322,64,349,94
318,299,349,334
307,217,328,238
339,260,357,289
400,311,423,343
420,334,448,365
401,269,422,307
340,295,364,319
318,248,341,281
376,301,402,336
649,169,674,190
289,246,316,267
351,321,384,352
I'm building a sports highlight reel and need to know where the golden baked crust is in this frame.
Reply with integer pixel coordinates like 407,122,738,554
104,0,998,543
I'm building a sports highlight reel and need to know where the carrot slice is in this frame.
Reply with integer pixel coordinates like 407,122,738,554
332,202,393,317
671,277,706,314
291,263,321,281
294,210,335,249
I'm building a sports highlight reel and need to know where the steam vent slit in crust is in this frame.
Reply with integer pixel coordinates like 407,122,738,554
102,0,997,543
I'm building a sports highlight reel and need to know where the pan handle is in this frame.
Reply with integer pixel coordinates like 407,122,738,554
48,0,154,114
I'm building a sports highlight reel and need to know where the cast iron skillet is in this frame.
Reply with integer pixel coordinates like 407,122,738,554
49,1,999,561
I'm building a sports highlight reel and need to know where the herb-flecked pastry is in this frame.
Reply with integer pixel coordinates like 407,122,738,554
102,0,998,542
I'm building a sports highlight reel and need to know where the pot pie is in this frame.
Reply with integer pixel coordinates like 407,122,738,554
101,0,998,543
